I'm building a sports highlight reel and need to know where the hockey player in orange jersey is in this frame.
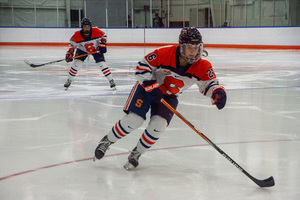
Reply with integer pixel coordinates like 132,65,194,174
93,27,227,169
64,17,116,90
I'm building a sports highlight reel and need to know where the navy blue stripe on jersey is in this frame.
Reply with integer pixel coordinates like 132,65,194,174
136,62,152,75
204,82,219,95
159,65,202,80
135,71,149,76
138,61,151,67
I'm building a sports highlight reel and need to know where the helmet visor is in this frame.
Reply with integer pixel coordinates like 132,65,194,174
180,43,203,64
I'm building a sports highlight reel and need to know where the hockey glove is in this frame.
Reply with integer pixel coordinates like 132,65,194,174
98,44,107,54
212,87,227,110
65,50,74,62
142,80,163,103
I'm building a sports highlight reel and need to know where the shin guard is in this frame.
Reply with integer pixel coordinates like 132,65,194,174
107,112,144,143
136,115,167,154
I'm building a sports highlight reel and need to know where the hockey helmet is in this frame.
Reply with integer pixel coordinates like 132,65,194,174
81,17,92,28
179,27,203,64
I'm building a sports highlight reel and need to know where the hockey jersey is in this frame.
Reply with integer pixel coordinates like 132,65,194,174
136,45,223,98
68,27,107,53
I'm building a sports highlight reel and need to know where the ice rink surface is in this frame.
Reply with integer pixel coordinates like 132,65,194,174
0,45,300,200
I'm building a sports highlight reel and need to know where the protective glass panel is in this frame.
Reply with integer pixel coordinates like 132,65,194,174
0,0,298,27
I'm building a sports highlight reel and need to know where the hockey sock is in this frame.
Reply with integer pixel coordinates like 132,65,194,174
68,59,83,80
136,115,167,154
107,112,144,143
98,61,113,81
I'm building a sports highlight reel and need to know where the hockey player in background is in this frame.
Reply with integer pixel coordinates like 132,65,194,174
93,27,227,170
64,17,116,90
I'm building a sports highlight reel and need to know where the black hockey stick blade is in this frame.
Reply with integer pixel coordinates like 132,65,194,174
24,58,64,68
253,176,275,187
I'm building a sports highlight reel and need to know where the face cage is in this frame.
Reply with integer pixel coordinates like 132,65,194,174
82,25,92,35
180,43,203,64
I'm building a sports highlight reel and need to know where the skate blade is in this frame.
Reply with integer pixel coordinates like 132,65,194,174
123,162,135,170
93,156,98,162
111,87,117,91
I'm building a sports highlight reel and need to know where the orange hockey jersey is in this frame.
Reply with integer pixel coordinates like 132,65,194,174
68,27,107,53
136,45,223,98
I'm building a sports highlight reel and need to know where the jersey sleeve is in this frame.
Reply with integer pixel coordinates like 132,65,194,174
92,28,107,45
135,49,159,85
68,31,82,51
100,33,107,45
195,60,224,98
95,29,107,53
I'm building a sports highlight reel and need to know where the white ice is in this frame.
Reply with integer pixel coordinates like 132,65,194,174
0,45,300,200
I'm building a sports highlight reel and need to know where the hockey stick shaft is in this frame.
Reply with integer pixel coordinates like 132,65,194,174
161,99,274,187
25,51,99,68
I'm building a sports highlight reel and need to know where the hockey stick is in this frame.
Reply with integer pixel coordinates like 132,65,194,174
24,51,99,68
161,98,275,187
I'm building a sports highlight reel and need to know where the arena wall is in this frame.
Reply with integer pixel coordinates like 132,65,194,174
0,27,299,49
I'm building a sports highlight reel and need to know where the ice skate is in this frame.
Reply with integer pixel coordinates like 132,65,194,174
109,79,116,91
64,79,72,90
124,147,141,170
93,135,114,161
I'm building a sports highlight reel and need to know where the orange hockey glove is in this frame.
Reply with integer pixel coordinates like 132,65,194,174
65,50,74,62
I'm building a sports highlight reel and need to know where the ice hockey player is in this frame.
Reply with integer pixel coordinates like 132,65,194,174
93,27,227,170
64,17,116,90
